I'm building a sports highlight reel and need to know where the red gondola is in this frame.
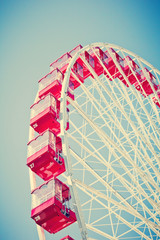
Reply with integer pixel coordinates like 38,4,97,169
50,53,72,73
31,179,77,234
49,45,85,91
70,44,92,85
38,68,74,101
83,49,104,76
27,130,65,180
30,93,69,135
98,48,122,80
118,56,141,87
134,67,158,96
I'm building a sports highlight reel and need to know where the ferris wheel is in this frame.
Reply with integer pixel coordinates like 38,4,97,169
27,42,160,240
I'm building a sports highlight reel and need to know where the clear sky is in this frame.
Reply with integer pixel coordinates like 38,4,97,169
0,0,160,239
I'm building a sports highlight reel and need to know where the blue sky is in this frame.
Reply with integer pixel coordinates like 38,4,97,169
0,0,160,239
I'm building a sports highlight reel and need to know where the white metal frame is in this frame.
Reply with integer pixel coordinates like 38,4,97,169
28,43,160,240
60,43,160,240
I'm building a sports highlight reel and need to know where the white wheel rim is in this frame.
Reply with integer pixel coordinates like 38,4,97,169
60,43,160,240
